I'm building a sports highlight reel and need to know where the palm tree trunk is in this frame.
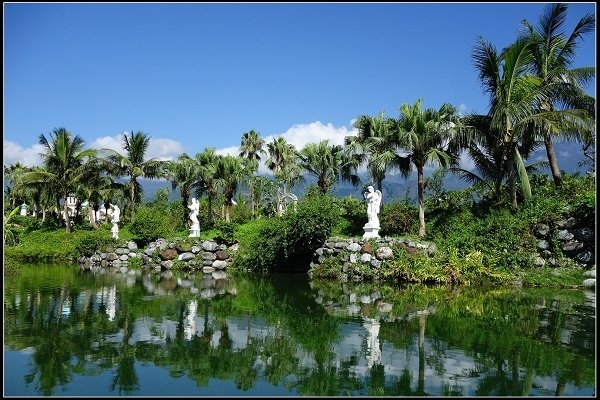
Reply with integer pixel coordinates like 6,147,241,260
130,177,136,223
207,195,213,226
250,185,255,219
506,141,517,207
63,194,71,233
88,200,98,229
544,132,562,186
417,166,426,237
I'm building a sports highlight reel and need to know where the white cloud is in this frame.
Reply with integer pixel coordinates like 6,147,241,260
265,120,357,150
458,104,469,116
215,146,240,157
3,140,45,167
215,120,359,175
458,150,475,171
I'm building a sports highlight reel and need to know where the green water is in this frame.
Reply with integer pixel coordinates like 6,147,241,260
3,263,596,396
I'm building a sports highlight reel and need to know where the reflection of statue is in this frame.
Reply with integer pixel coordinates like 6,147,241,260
188,197,200,237
363,186,382,239
110,204,120,240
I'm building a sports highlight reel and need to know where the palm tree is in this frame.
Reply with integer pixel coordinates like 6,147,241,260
100,131,163,222
195,147,219,226
298,140,360,194
346,113,400,192
472,36,549,207
239,129,265,218
164,153,200,226
389,99,461,237
214,155,248,223
266,137,302,196
520,3,596,186
74,159,123,229
22,128,96,233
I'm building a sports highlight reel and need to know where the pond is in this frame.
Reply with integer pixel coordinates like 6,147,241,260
3,264,596,397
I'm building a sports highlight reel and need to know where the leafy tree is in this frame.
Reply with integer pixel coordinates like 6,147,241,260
389,99,461,237
346,113,402,192
298,139,360,194
164,153,200,226
100,131,163,222
21,128,96,233
195,147,219,226
239,129,265,218
521,3,596,186
214,155,248,223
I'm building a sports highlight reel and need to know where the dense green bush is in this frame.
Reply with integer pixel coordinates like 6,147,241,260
233,193,340,272
75,230,114,256
334,196,365,237
129,205,172,245
379,200,418,236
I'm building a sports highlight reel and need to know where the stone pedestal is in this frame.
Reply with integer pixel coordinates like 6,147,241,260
363,223,380,239
189,222,200,238
111,223,119,240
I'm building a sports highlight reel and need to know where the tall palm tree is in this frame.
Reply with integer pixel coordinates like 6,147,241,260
298,140,360,194
389,99,461,237
164,153,200,226
22,128,96,233
214,155,248,223
346,113,400,192
100,131,163,222
239,129,265,218
195,147,219,226
266,137,302,196
472,36,548,207
74,159,123,229
521,3,596,186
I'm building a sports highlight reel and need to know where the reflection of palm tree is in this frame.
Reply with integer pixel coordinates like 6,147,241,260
111,312,139,394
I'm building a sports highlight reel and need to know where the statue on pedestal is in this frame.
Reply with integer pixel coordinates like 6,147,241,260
188,197,200,237
363,186,382,239
110,204,120,240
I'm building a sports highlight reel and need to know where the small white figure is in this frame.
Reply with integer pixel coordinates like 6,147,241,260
188,197,200,237
110,203,120,240
363,186,382,239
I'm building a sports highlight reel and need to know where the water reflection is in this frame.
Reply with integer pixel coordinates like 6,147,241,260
3,264,595,397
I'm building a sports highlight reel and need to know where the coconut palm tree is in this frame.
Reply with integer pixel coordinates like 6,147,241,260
164,153,200,226
520,3,596,186
265,137,302,197
100,131,163,222
389,99,461,237
195,147,219,226
21,128,96,233
346,113,401,192
298,140,360,194
214,155,248,223
239,129,265,218
472,36,550,207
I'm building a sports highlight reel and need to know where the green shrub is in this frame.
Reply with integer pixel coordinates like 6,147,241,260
380,201,418,236
279,193,340,271
334,196,365,237
129,205,171,245
75,232,113,256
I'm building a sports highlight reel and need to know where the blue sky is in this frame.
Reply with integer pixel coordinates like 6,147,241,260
4,2,597,173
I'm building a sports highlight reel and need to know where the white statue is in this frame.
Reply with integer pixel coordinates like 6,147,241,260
188,197,200,237
20,202,28,216
110,203,120,240
363,186,382,239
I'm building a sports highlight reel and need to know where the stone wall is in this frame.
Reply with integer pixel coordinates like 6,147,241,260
307,236,436,282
